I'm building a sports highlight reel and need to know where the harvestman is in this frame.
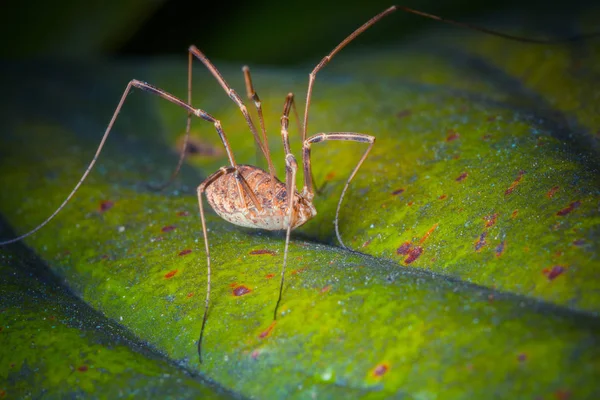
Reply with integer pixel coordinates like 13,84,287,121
1,6,598,362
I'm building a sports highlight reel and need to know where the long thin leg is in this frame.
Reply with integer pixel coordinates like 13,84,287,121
273,94,299,320
302,132,375,248
0,80,249,245
196,166,237,363
243,66,276,191
188,46,277,181
149,52,196,191
301,6,396,192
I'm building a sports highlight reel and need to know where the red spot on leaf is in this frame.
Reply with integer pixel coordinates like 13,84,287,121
161,225,176,233
475,232,487,251
77,365,88,372
546,186,560,198
456,172,468,182
232,285,252,296
554,389,571,400
291,268,306,275
249,249,276,255
325,171,336,181
556,201,581,216
482,134,493,141
372,363,389,377
511,209,519,219
362,239,372,248
99,200,114,212
495,241,506,257
0,390,5,398
439,194,447,200
484,213,498,228
392,188,405,195
505,170,525,195
404,246,423,264
265,273,275,279
420,223,438,244
177,211,190,217
396,242,412,255
407,201,414,206
446,129,460,141
320,285,332,293
186,292,194,298
259,321,276,338
164,269,178,279
543,265,565,280
101,254,110,260
178,249,192,256
251,350,261,360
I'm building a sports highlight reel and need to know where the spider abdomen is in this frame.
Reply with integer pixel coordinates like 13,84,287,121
204,165,316,231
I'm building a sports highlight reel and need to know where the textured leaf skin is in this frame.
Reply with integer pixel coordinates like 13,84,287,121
0,226,236,399
1,8,600,400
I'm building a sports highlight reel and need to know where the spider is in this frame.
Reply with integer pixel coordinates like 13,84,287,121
2,5,596,362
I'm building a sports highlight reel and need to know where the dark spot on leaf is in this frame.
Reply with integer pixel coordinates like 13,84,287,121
265,273,275,279
259,321,276,338
482,134,493,141
456,172,468,182
177,211,190,217
554,390,571,400
177,135,223,157
0,390,6,398
572,239,585,246
518,353,527,362
505,170,525,196
77,365,88,372
407,201,414,206
161,225,176,233
446,129,460,141
396,242,412,255
396,109,412,118
101,254,109,260
543,265,565,280
495,241,506,257
475,232,487,251
178,249,192,256
404,246,423,264
250,249,276,255
362,239,371,248
511,209,519,219
546,186,560,198
373,363,389,377
556,201,581,216
484,213,498,228
187,292,194,298
392,188,405,195
439,194,447,200
486,115,497,122
99,200,114,212
233,285,252,296
164,269,178,279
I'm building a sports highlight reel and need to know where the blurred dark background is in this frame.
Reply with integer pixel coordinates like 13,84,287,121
1,0,596,65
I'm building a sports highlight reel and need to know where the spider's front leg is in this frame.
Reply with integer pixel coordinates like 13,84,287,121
302,132,375,249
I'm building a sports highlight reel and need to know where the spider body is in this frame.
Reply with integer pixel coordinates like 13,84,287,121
204,164,316,230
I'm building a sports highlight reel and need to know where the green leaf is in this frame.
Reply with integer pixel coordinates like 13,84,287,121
1,7,599,399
